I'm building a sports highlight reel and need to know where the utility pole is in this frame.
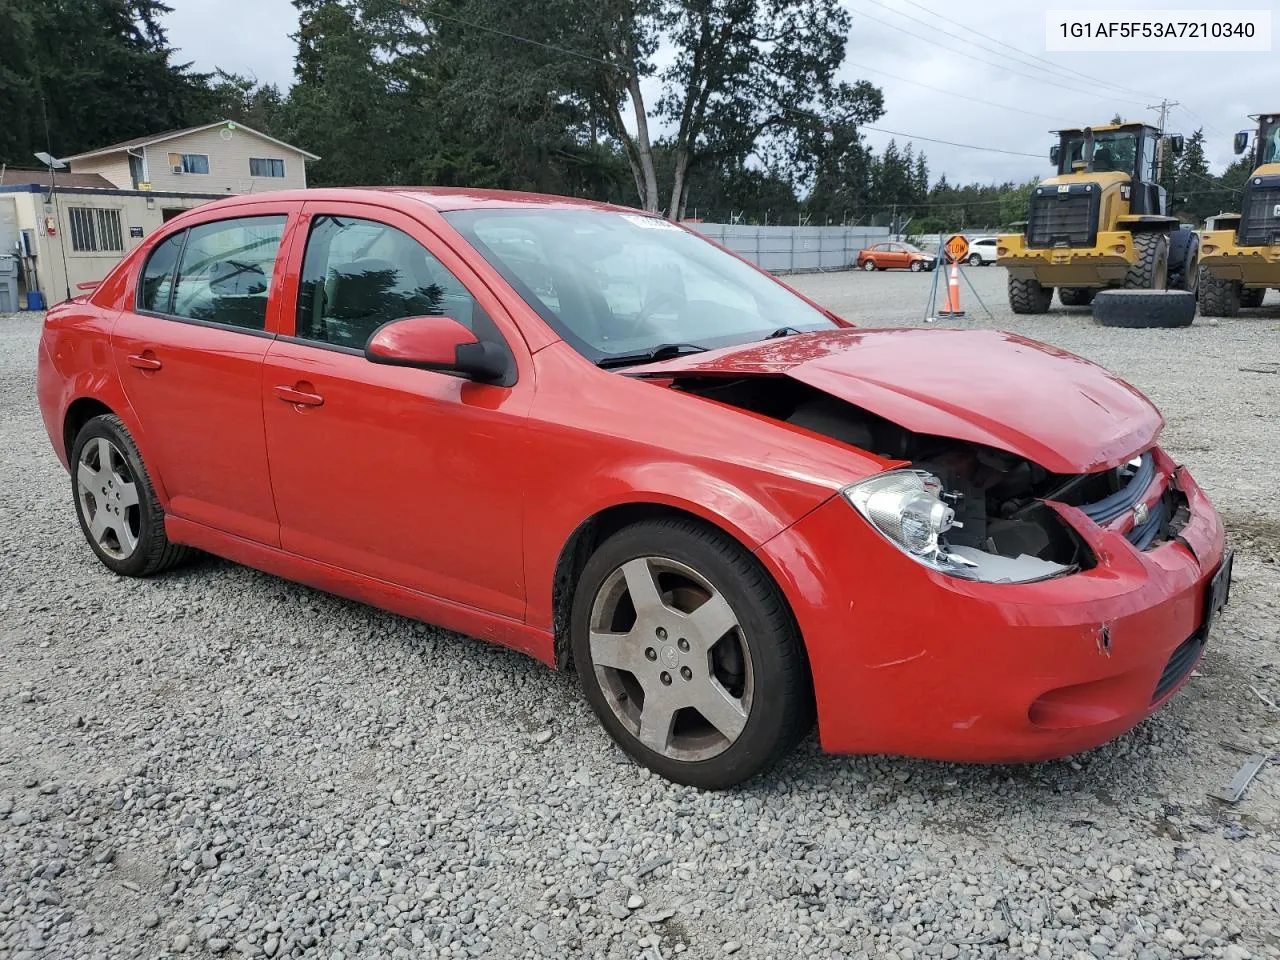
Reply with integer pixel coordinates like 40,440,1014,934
1147,98,1179,180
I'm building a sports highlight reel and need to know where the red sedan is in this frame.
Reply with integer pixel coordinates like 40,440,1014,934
37,188,1230,789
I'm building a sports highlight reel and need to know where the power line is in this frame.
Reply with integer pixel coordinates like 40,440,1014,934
862,125,1045,159
848,6,1150,108
844,58,1066,122
888,0,1163,103
395,0,617,68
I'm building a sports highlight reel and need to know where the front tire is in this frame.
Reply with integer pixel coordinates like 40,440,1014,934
1124,232,1170,290
1198,270,1240,317
1008,276,1053,313
862,260,876,272
571,518,813,789
909,259,923,272
968,253,982,266
70,415,190,577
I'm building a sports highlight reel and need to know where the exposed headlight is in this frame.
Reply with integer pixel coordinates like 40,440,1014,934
842,470,1073,584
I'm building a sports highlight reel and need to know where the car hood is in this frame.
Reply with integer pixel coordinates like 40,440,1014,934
629,328,1162,473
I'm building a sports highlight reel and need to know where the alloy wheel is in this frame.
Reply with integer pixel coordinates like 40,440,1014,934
76,436,141,559
588,556,753,762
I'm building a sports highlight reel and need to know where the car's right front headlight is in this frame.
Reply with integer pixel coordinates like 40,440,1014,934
843,469,1075,584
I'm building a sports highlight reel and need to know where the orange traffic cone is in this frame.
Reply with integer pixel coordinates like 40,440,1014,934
937,262,965,318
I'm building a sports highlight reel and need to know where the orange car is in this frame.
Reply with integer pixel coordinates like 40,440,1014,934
857,241,937,272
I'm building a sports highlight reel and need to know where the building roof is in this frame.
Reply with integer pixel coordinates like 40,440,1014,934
62,120,320,163
0,168,117,189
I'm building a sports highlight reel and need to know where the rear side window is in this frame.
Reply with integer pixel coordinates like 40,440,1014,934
170,216,287,330
138,232,185,313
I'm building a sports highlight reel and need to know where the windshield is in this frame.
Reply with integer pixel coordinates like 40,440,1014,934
444,209,836,362
1059,130,1139,175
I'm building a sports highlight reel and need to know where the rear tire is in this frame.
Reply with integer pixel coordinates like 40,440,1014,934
1239,287,1266,309
70,415,191,577
1123,232,1170,290
571,518,813,789
1057,287,1097,307
1198,270,1241,317
1092,289,1196,328
1008,277,1052,314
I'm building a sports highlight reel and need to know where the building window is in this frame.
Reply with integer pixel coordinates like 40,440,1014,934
249,157,285,178
168,152,209,174
67,207,124,253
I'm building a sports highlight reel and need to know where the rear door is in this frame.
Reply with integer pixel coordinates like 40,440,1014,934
260,201,534,618
111,206,300,544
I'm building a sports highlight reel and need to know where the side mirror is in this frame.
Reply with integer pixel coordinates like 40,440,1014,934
1233,130,1249,155
1049,144,1060,166
365,315,509,383
1169,134,1185,156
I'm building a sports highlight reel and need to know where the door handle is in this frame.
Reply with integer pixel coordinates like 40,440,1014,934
126,352,162,371
274,383,324,408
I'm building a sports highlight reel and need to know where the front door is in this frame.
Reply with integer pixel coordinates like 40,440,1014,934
261,202,532,619
112,211,294,545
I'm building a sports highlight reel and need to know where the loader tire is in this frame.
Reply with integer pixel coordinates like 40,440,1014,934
1092,289,1196,328
1057,287,1096,307
1197,270,1240,317
1239,287,1266,309
1166,229,1200,293
1008,277,1052,314
1123,232,1170,290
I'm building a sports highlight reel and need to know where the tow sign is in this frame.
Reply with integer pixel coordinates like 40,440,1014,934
944,234,970,264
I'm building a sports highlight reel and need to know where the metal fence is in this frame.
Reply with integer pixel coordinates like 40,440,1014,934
686,223,892,274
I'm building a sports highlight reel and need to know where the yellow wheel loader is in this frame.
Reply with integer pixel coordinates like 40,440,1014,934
997,123,1198,314
1198,112,1280,316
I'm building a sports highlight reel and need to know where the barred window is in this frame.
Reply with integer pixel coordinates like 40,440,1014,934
67,207,124,253
249,157,285,178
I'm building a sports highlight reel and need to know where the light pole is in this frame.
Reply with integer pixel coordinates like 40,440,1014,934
34,151,71,303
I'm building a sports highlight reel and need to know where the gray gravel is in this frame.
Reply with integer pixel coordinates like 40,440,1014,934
2,271,1278,960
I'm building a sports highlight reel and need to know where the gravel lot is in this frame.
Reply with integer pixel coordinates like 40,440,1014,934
2,269,1278,960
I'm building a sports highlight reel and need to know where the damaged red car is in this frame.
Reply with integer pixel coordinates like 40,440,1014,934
37,188,1231,789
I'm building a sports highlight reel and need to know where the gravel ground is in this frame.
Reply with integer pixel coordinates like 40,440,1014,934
1,271,1278,960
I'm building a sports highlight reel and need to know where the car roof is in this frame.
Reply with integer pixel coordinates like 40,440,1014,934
176,186,652,217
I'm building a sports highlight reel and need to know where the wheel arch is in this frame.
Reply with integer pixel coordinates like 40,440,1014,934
549,500,800,671
59,390,171,506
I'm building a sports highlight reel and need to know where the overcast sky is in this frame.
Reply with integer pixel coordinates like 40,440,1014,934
162,0,1275,187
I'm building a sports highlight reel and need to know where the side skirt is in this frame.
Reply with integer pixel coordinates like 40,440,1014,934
165,517,557,666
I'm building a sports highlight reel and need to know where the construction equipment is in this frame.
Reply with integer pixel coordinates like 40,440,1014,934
997,122,1197,315
1198,112,1280,316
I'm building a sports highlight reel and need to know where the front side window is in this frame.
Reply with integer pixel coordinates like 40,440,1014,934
296,215,484,349
169,216,286,330
68,207,123,253
249,158,285,178
446,209,835,362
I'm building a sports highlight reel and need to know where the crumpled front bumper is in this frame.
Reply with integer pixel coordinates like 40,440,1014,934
756,454,1227,762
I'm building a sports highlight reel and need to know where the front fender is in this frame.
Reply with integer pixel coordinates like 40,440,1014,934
523,457,837,635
